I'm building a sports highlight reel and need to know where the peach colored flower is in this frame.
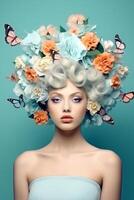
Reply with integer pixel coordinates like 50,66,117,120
7,73,19,82
41,40,56,55
110,74,121,89
38,25,58,36
81,32,100,50
117,66,128,77
114,53,122,63
25,67,38,82
68,25,80,35
67,14,86,26
34,110,49,125
93,52,115,74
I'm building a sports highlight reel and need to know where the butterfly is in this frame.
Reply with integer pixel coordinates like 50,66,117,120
97,106,114,125
113,34,126,54
7,94,25,108
50,50,61,62
6,73,19,82
120,91,134,103
4,24,21,46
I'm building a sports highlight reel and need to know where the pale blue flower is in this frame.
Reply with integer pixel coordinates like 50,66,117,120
57,33,87,61
24,84,48,102
21,31,41,46
81,56,92,69
20,54,29,63
77,24,96,37
24,100,39,115
91,114,103,126
13,83,25,96
21,31,41,56
102,89,121,111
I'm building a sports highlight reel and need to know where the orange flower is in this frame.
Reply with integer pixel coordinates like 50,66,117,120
93,52,115,74
81,32,100,50
25,67,38,82
41,40,56,55
34,110,49,125
110,74,121,89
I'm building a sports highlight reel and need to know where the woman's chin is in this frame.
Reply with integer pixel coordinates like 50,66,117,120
55,122,81,132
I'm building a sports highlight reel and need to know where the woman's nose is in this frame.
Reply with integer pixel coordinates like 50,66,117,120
62,100,71,112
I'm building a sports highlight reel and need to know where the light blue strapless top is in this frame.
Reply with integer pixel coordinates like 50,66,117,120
28,176,101,200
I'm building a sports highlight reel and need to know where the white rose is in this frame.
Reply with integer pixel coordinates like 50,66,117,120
117,66,128,77
87,100,101,115
33,56,52,76
103,40,114,51
15,56,25,69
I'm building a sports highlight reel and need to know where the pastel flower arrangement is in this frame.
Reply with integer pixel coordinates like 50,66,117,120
6,14,130,126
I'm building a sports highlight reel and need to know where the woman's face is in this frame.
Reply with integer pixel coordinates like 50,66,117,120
47,79,88,131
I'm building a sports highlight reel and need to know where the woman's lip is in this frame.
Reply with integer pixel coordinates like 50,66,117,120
61,116,73,119
61,118,73,122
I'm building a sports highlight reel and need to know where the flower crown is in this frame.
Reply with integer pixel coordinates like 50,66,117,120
5,14,134,126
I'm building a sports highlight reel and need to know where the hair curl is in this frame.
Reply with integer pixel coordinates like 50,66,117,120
44,58,112,104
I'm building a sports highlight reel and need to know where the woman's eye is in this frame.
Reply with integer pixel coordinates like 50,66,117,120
73,97,82,103
51,98,61,103
51,97,82,103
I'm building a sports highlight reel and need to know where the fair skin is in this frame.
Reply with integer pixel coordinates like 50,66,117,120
13,79,122,200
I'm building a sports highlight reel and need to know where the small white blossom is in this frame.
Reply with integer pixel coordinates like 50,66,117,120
87,100,101,115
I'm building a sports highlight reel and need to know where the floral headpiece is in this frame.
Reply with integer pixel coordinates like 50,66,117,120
4,14,134,126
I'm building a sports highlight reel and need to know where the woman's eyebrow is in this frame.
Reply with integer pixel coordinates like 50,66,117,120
50,92,82,96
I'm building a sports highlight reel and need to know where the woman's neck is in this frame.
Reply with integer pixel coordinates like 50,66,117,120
47,126,91,155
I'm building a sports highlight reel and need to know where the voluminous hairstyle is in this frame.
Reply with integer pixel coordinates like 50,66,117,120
44,58,112,104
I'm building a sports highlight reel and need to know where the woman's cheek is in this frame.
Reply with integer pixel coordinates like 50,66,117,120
74,106,87,123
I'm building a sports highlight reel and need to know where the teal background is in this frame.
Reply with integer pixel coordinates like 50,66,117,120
0,0,134,199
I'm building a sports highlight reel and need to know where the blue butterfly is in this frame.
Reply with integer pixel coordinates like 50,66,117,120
7,94,25,108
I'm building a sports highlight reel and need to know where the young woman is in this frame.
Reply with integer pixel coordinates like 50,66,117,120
13,58,122,200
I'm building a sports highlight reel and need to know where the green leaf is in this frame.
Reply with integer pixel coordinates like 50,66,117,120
39,51,45,58
86,49,101,58
60,26,66,32
84,18,88,25
96,42,104,53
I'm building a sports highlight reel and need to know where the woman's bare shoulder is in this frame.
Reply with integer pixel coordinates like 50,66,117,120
97,148,121,161
14,150,39,169
95,148,122,169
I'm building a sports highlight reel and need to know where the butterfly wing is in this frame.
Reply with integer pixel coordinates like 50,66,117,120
7,98,21,108
113,34,126,54
120,92,134,103
102,114,114,125
115,34,126,47
97,107,114,125
4,24,21,46
7,95,25,108
19,94,25,107
11,37,21,46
